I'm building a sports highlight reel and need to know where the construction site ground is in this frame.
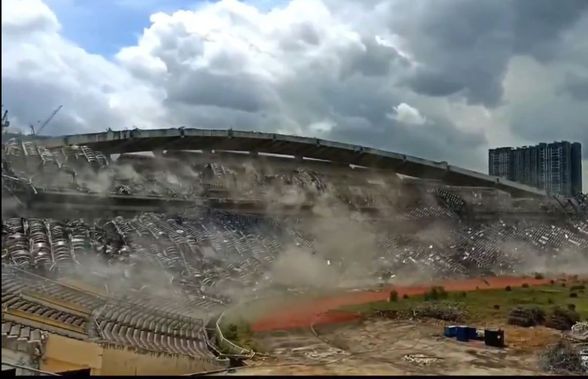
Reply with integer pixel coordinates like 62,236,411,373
216,275,586,375
217,319,561,375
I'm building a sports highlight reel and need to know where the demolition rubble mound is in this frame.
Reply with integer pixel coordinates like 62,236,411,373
539,340,585,375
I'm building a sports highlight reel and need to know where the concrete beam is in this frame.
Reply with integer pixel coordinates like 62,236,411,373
38,128,547,197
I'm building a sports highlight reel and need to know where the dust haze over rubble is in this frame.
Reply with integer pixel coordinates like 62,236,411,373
2,140,588,313
66,248,178,299
252,172,385,291
269,245,339,289
502,238,588,277
1,195,21,218
67,154,403,297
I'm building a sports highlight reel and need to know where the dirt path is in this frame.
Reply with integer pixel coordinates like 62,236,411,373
252,276,552,332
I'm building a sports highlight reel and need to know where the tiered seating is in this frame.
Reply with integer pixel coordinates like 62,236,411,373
49,221,76,266
1,269,97,339
21,142,39,159
1,267,105,312
3,218,32,266
4,208,587,292
28,218,52,269
3,135,584,216
3,139,23,158
35,145,58,168
2,293,87,330
95,297,212,358
404,206,454,220
1,321,47,353
0,267,221,361
435,187,467,214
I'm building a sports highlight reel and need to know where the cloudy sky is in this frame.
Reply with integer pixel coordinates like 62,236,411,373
2,0,587,189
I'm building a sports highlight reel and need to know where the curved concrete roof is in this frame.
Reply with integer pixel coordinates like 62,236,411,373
40,128,546,197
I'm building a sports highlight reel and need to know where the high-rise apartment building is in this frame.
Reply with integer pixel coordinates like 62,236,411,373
488,147,513,180
571,142,582,196
489,141,582,197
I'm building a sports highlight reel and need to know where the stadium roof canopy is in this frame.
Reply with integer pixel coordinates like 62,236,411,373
39,128,546,198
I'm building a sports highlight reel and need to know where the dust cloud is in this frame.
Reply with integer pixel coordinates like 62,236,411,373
269,245,338,288
3,144,587,311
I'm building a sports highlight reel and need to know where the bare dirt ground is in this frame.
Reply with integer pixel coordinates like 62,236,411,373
218,319,561,376
214,276,580,376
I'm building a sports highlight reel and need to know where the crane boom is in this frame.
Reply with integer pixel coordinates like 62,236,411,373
36,105,63,135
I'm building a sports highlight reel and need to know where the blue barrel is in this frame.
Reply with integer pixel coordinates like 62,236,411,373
467,327,478,340
456,326,469,342
444,325,457,337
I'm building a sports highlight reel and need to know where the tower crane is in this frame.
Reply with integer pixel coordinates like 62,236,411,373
1,106,9,131
29,105,63,135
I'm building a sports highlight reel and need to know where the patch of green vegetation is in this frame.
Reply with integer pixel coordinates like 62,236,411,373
220,317,264,353
338,285,588,324
423,286,448,301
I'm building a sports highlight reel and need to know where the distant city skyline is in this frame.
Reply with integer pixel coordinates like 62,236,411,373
489,141,582,196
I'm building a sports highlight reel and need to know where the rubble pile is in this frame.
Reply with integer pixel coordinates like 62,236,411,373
540,340,585,375
402,353,442,366
569,322,588,342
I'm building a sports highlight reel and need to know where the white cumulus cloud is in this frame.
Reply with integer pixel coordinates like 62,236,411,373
2,0,587,183
387,102,427,125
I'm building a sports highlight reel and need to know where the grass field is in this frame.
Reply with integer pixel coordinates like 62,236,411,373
338,282,588,323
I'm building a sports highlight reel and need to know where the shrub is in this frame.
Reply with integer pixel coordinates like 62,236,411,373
545,307,580,331
528,306,547,324
508,306,546,327
388,290,398,302
567,304,576,311
411,302,464,322
569,285,585,291
534,273,544,279
522,283,529,288
493,304,500,310
550,279,555,285
505,286,512,291
424,286,448,301
547,298,554,304
403,294,409,299
455,291,467,299
561,283,566,288
569,292,578,298
223,323,239,341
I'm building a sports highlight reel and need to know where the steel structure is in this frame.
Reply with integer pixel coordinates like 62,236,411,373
39,128,546,197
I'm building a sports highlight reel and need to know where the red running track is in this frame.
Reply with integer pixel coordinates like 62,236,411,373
252,276,552,332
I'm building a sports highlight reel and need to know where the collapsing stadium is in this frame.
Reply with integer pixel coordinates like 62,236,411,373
1,128,587,375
